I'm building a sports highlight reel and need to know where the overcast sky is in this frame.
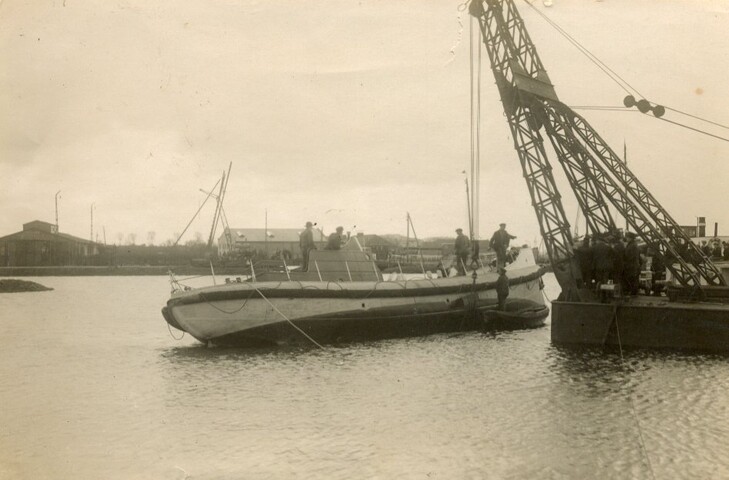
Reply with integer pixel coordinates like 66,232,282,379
1,0,728,246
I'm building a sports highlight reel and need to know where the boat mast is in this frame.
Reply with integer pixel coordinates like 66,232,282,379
207,162,232,248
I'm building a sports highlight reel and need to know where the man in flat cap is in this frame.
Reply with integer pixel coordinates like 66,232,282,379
299,221,316,271
490,223,516,268
454,228,471,275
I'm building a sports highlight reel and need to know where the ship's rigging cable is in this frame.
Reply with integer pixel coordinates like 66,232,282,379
174,177,222,246
570,107,729,142
522,0,643,98
655,117,729,143
664,106,729,131
612,308,658,480
523,1,729,139
570,106,639,112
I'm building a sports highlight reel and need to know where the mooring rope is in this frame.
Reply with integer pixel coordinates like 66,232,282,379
200,290,255,315
166,321,185,341
613,308,657,480
253,287,325,350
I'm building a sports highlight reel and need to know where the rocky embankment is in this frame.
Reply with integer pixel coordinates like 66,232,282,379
0,279,53,293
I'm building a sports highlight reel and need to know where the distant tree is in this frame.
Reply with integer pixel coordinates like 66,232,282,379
116,232,124,246
194,231,204,245
127,233,137,245
147,231,156,245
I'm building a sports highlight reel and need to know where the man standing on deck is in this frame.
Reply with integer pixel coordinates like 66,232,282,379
326,226,345,250
612,234,626,293
624,233,641,296
490,223,516,268
575,235,594,288
299,221,316,271
592,235,612,285
454,228,471,275
496,267,509,311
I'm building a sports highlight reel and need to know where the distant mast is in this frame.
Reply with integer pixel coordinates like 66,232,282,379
469,14,481,240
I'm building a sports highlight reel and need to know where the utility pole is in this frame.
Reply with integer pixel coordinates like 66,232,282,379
90,203,95,243
55,190,61,233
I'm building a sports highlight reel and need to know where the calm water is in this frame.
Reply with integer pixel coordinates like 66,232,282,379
1,274,728,479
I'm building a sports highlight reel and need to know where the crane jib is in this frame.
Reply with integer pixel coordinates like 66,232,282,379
467,0,726,295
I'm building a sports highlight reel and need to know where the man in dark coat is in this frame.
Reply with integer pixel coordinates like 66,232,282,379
592,235,613,285
454,228,471,275
326,226,345,250
711,240,723,260
299,221,316,271
490,223,516,268
575,235,594,288
649,248,666,296
612,235,626,293
496,267,509,311
623,233,641,295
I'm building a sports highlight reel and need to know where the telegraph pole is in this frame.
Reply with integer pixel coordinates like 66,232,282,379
90,203,95,243
55,190,61,232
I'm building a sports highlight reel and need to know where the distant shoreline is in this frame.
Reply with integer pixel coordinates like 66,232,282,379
0,265,254,277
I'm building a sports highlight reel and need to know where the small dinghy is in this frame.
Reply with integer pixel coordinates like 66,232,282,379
482,299,549,331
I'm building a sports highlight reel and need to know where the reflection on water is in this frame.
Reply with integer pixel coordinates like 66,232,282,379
1,275,728,479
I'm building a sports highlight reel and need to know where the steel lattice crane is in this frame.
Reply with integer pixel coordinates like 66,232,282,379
467,0,725,301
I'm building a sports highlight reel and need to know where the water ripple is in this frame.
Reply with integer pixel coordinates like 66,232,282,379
2,276,729,478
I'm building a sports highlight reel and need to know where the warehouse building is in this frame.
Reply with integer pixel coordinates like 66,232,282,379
0,220,103,266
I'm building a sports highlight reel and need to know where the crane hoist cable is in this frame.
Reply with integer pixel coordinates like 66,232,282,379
522,0,643,98
522,0,729,142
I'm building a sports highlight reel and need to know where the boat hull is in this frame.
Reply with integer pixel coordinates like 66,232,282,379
551,297,729,352
163,266,546,347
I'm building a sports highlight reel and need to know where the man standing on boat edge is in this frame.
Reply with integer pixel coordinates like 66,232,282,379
496,267,509,311
490,223,516,268
454,228,471,275
299,221,316,271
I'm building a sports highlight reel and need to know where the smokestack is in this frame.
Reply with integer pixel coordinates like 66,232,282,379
715,222,718,237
